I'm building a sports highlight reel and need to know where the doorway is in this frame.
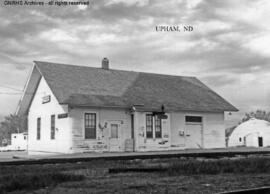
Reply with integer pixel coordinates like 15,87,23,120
258,136,263,147
185,124,203,148
108,121,121,152
185,116,203,149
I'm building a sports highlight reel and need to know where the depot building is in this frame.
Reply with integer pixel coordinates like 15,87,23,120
16,59,238,155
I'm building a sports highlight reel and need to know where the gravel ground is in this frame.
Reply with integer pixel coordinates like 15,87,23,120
0,151,26,161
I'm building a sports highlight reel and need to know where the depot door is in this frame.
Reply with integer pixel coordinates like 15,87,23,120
109,121,121,152
185,124,202,148
258,136,263,147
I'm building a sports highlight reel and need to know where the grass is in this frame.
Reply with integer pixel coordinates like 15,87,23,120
0,167,84,193
1,156,270,193
108,156,270,175
165,157,270,175
0,172,84,193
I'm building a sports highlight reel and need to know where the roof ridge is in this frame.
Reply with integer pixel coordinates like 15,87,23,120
33,60,196,79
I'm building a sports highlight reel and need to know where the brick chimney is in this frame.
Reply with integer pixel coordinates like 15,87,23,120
102,58,109,70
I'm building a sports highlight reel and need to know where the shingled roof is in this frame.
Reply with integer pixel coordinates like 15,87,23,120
18,61,238,114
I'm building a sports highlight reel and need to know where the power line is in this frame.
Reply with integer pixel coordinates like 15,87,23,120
0,91,45,95
0,92,22,95
0,85,23,92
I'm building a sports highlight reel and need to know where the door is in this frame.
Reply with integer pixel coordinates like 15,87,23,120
185,123,202,148
109,121,121,152
258,136,263,147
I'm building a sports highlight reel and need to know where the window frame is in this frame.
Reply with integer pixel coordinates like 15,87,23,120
51,115,56,140
155,116,162,139
145,114,163,139
146,114,153,138
84,112,97,139
185,116,202,123
110,123,119,139
37,117,41,140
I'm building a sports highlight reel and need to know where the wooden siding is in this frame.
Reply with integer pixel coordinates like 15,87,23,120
70,108,132,152
28,77,72,154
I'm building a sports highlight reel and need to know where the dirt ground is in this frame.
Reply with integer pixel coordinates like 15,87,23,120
0,151,26,161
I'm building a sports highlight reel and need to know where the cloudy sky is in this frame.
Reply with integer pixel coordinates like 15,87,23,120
0,0,270,125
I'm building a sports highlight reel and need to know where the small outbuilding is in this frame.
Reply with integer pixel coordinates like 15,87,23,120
0,132,28,151
228,118,270,147
10,132,28,150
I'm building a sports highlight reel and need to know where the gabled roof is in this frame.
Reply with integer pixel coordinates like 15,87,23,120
17,61,238,115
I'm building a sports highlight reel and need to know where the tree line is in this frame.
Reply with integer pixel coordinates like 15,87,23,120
0,114,27,145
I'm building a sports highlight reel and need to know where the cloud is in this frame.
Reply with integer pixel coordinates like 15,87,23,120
105,0,149,7
244,33,270,57
0,0,270,125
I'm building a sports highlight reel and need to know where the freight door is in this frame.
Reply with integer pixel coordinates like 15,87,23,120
185,124,202,148
185,116,203,149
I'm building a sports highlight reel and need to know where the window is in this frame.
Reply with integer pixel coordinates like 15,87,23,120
155,116,162,138
146,114,162,139
51,115,55,140
185,116,202,123
37,117,41,140
24,136,26,140
85,113,96,139
239,137,242,142
131,114,134,139
146,114,153,138
111,124,118,138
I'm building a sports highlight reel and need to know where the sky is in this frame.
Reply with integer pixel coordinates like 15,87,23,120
0,0,270,126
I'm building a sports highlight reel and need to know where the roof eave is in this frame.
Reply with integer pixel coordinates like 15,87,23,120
16,63,42,116
62,102,238,113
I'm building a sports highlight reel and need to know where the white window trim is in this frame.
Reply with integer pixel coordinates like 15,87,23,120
154,115,163,139
145,113,163,139
37,117,41,141
83,111,99,140
185,115,203,124
145,113,154,139
50,114,56,141
108,121,121,139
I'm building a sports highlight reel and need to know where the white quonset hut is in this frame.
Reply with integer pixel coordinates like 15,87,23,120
16,59,238,155
228,118,270,147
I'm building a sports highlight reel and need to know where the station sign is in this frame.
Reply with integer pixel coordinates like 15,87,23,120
42,95,51,104
58,113,68,119
157,114,168,120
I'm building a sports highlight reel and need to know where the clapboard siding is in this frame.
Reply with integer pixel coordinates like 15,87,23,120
134,112,171,151
70,108,132,152
28,77,72,154
170,111,225,149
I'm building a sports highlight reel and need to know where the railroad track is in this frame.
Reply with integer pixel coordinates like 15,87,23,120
1,149,270,166
218,186,270,194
